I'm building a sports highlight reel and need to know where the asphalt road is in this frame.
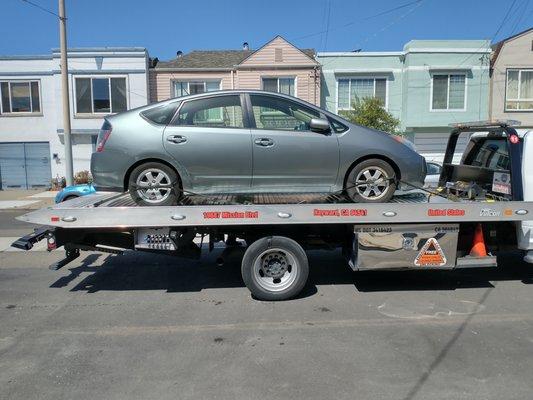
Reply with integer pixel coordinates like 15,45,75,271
1,210,533,400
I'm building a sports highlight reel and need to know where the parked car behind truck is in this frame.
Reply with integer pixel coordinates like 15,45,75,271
91,90,426,206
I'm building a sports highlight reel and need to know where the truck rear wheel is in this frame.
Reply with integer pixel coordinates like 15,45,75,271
241,236,309,301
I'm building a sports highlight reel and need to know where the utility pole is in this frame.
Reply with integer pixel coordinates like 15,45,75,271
59,0,74,186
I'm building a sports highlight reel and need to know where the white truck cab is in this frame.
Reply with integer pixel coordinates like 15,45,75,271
458,126,533,261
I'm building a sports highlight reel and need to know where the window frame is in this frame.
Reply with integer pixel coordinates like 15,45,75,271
73,75,129,116
505,68,533,112
171,80,221,98
247,93,326,133
170,93,248,129
260,76,297,97
336,76,388,113
429,72,467,112
0,80,42,115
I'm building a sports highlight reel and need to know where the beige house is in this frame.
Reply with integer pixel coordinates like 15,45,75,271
490,28,533,127
150,36,320,105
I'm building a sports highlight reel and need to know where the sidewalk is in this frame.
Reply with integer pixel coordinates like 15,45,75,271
0,189,57,210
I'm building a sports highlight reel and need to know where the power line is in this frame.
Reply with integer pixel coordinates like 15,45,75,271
292,0,424,41
19,0,60,18
492,0,518,41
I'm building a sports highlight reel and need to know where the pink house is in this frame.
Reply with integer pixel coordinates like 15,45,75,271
150,36,321,105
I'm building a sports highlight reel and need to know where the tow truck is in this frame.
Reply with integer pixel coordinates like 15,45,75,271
11,121,533,300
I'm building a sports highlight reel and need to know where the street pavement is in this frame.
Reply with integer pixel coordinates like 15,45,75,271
1,208,533,400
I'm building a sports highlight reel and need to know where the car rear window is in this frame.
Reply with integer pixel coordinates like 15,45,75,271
462,138,510,171
141,102,179,125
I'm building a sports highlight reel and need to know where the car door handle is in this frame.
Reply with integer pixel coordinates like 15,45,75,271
167,135,187,144
254,138,274,147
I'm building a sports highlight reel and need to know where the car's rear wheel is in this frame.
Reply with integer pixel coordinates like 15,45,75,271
345,159,396,203
128,162,180,206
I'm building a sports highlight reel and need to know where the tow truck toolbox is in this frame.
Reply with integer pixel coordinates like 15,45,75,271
12,121,533,300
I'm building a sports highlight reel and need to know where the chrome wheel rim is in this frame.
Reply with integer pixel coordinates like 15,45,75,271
252,248,298,292
136,168,172,203
354,166,390,200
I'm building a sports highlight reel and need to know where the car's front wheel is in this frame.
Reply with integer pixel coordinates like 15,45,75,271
345,159,396,203
128,162,179,206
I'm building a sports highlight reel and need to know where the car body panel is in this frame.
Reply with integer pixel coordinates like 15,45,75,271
90,90,426,198
250,128,340,191
163,125,253,192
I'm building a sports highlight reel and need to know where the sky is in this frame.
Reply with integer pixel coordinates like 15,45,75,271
1,0,532,59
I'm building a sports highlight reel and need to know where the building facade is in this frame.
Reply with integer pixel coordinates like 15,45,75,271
150,36,320,105
0,47,149,189
318,40,491,161
490,28,533,127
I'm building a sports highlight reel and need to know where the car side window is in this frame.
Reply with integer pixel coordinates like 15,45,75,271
171,95,244,128
250,95,320,131
327,116,348,133
141,102,180,125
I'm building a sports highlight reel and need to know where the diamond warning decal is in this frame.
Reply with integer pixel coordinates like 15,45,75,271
414,238,447,267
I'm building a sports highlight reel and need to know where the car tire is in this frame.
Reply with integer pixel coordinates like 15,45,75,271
345,159,397,203
129,162,180,206
241,236,309,301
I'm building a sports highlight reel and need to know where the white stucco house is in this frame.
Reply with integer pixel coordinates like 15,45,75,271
0,47,149,189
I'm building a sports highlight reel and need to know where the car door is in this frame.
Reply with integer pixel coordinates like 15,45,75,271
248,94,339,192
163,94,252,193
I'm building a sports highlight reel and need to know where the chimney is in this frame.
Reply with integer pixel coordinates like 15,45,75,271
176,50,183,59
242,42,249,51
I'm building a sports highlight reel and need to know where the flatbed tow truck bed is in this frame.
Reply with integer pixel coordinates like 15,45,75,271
11,121,533,300
15,191,529,228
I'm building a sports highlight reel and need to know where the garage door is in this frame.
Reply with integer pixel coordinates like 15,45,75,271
0,142,52,190
414,132,470,163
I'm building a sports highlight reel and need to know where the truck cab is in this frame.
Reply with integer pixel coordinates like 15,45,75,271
438,121,533,261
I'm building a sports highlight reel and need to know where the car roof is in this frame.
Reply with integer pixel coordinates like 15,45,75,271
153,89,327,113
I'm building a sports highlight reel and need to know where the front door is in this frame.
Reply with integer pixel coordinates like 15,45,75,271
163,94,252,193
248,94,339,192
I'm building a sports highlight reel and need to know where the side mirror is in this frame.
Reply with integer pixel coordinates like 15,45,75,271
309,118,331,134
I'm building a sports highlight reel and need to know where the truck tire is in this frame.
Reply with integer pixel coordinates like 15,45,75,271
345,158,397,203
241,236,309,301
129,162,180,206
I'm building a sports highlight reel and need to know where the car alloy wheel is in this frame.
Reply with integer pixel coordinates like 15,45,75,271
135,168,173,204
354,166,390,200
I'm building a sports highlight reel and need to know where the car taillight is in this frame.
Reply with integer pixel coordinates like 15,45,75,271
96,121,112,152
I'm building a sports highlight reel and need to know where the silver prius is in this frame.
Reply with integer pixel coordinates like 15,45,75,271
91,90,426,206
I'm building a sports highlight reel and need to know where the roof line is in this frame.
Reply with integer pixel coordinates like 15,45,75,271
238,35,318,65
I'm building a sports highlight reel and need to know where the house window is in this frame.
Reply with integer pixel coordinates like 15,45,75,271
506,69,533,111
262,77,295,96
337,78,387,110
74,77,127,114
173,80,220,97
0,81,41,114
431,73,466,111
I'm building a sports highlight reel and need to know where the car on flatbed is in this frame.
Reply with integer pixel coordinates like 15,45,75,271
91,90,426,206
